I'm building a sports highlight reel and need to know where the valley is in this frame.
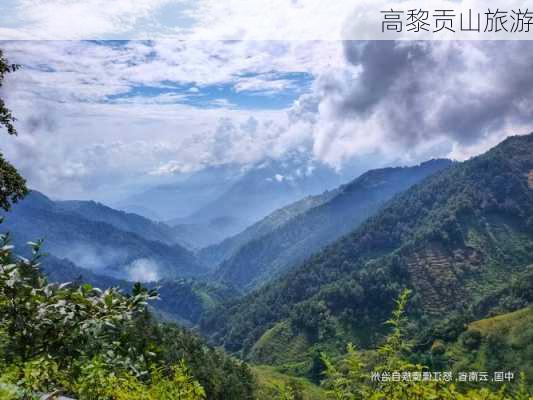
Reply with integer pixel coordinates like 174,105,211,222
2,133,533,398
1,32,532,400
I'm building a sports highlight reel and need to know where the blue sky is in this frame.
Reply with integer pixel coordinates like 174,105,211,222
91,41,316,110
106,71,313,110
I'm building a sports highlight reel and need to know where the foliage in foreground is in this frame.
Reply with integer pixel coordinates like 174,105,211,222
313,290,533,400
0,49,28,212
0,233,254,399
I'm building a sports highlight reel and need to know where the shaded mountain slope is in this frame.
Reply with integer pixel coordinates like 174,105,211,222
182,157,345,239
208,159,452,291
42,253,129,289
200,134,533,364
38,253,236,326
56,198,182,246
2,191,208,281
171,217,247,250
199,188,341,266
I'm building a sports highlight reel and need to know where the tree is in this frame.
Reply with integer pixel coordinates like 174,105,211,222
320,289,533,400
0,234,209,399
0,48,27,211
0,232,259,399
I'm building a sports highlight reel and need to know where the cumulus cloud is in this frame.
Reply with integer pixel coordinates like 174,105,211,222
300,40,533,167
0,40,532,202
343,41,533,145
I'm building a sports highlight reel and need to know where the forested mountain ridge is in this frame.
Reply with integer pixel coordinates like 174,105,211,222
1,191,208,281
199,187,341,267
208,159,453,291
200,134,533,369
56,198,183,246
0,191,238,326
152,279,239,326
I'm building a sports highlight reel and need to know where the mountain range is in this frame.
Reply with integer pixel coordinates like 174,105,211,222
1,191,208,282
4,133,533,382
202,159,452,291
118,156,347,247
200,134,533,370
117,164,244,221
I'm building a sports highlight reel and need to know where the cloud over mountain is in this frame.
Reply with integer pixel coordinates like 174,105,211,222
0,40,532,202
300,40,533,167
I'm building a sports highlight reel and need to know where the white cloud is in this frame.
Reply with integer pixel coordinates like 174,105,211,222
208,98,237,108
234,74,295,94
1,40,342,98
127,258,160,282
2,0,532,41
2,0,175,39
0,40,324,201
291,41,533,168
109,92,189,105
0,98,287,201
0,0,355,40
1,39,532,204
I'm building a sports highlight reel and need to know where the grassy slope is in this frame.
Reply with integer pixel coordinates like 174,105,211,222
447,306,533,380
253,365,327,400
250,307,533,399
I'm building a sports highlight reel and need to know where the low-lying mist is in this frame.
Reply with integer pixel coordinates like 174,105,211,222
52,242,160,283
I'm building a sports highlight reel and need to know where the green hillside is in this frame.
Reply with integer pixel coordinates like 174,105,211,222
200,134,533,374
199,188,340,267
209,159,452,292
440,306,533,382
152,279,239,326
253,365,327,400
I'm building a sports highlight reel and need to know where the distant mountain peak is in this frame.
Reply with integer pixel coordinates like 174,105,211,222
203,157,453,291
